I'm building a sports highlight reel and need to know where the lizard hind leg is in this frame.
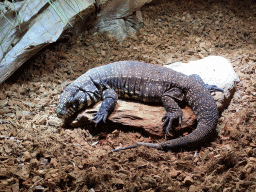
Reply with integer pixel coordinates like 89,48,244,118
205,84,224,93
161,87,184,135
189,74,224,93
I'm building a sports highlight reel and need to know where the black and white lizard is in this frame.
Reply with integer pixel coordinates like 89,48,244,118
57,61,223,151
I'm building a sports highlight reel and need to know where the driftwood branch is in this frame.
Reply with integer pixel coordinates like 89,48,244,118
70,100,196,137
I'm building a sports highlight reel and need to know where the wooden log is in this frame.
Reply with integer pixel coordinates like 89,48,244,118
70,100,196,137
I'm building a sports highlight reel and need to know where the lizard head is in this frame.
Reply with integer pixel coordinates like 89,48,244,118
56,86,89,119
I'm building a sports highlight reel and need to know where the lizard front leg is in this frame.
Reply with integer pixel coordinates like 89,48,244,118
161,87,184,135
92,89,118,125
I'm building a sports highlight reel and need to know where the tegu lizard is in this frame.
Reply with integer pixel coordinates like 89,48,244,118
56,61,223,151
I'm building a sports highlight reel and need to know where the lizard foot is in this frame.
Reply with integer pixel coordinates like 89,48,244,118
205,84,224,92
91,97,116,125
162,111,183,135
92,111,108,125
189,74,223,93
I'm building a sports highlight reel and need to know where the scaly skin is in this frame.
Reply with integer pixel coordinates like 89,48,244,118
57,61,223,151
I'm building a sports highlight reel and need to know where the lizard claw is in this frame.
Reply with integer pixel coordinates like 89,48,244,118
162,114,173,135
162,111,183,135
92,111,108,125
179,116,183,128
92,97,116,126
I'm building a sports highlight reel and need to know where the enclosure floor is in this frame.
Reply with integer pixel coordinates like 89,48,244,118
1,0,256,191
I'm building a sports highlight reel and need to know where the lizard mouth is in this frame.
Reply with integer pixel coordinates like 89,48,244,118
56,107,66,118
56,106,76,119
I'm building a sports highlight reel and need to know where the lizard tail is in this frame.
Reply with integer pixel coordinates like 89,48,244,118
160,120,218,149
112,114,218,152
111,143,162,152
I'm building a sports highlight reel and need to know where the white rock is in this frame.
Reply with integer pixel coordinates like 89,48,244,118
164,56,240,111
